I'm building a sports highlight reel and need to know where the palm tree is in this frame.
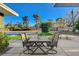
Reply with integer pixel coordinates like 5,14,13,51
33,14,40,30
22,16,29,30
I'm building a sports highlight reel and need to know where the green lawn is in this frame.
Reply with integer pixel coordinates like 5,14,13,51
6,32,54,40
39,32,53,36
7,35,21,40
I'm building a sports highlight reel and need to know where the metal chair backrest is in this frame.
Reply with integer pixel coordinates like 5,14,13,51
21,33,33,47
25,33,30,40
21,33,30,41
21,33,26,41
52,32,59,47
26,32,38,40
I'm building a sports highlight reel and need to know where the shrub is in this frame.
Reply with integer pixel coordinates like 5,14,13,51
75,21,79,30
40,22,52,33
0,33,9,53
40,22,49,32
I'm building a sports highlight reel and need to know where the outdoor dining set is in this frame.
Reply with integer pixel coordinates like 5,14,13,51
21,32,60,55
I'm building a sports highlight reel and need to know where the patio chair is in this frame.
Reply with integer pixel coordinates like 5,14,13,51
25,32,38,47
21,33,33,54
46,32,60,54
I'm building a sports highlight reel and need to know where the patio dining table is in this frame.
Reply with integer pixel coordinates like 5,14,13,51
28,36,52,55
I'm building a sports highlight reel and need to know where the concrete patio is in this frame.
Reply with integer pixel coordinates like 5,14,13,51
1,34,79,56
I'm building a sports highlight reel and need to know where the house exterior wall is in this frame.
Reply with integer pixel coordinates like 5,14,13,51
0,13,5,33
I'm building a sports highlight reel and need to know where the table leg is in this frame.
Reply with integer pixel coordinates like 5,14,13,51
40,42,49,49
39,47,47,54
31,42,47,55
31,47,38,55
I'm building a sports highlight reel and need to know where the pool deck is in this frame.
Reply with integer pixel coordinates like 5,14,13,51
1,34,79,56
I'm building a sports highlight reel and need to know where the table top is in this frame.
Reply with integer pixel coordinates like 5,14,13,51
29,37,52,42
27,33,54,42
29,39,51,42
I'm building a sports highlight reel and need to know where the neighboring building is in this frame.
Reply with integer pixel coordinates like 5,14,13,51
0,3,19,33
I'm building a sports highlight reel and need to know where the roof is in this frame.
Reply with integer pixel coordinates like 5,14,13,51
0,3,19,16
54,3,79,7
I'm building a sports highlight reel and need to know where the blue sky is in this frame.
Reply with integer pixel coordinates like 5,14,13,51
4,3,79,26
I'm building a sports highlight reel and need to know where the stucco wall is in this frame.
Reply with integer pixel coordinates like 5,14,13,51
0,15,4,32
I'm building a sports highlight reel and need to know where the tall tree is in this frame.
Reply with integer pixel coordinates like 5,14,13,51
6,22,13,31
17,22,22,29
13,24,21,31
66,10,79,27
